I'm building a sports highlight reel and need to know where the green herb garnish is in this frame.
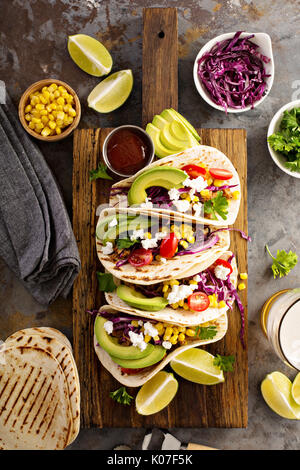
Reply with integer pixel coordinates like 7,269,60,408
268,107,300,172
194,325,217,340
96,272,116,292
204,191,228,220
89,162,113,181
213,354,235,372
265,245,298,279
116,238,137,249
109,387,133,405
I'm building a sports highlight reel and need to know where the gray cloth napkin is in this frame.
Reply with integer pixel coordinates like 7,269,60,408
0,92,81,305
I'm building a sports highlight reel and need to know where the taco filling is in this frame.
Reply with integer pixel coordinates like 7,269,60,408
95,311,221,375
97,212,221,268
124,164,240,221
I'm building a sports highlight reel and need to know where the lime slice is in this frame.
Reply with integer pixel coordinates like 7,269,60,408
291,372,300,405
170,348,224,385
68,34,112,77
136,371,178,415
87,70,133,113
261,371,300,419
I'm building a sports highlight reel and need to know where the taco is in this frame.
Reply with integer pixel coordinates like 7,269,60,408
94,304,228,387
96,207,230,284
109,145,241,227
105,251,239,326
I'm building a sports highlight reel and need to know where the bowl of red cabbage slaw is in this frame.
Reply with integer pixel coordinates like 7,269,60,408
193,31,274,113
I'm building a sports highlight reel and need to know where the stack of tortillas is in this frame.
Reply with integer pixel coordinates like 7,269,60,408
0,327,80,450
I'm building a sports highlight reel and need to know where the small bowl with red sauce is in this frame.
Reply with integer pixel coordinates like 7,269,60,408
102,125,155,178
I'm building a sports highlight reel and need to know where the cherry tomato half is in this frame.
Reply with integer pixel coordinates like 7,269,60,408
159,232,179,259
212,258,233,276
128,248,153,267
181,164,207,179
187,292,210,312
209,168,233,180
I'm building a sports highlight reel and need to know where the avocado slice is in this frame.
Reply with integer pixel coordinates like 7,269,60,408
96,214,131,240
160,121,195,151
117,285,168,311
161,108,201,142
152,115,169,130
95,316,154,360
110,345,166,369
102,215,152,243
127,166,187,206
145,123,172,159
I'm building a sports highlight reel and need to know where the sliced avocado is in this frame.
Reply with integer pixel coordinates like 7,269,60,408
145,123,172,159
117,285,168,311
110,345,166,369
95,316,154,360
162,108,201,142
96,214,130,240
160,122,194,151
102,215,151,243
152,115,169,130
127,167,187,206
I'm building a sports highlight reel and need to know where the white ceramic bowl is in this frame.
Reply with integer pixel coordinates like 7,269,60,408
193,32,274,113
267,99,300,178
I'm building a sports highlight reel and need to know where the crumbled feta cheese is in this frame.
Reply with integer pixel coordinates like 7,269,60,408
183,176,207,193
168,187,180,201
103,320,113,335
144,322,159,338
141,237,158,249
138,320,144,326
173,199,190,213
214,264,231,280
101,242,114,255
160,257,167,264
130,229,145,241
193,202,203,217
155,231,166,240
167,283,198,304
193,275,200,282
128,331,147,351
108,217,118,228
140,197,153,209
162,341,172,350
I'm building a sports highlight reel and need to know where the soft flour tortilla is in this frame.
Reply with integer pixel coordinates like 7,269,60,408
94,305,228,387
109,145,241,227
5,330,80,445
105,251,237,326
96,207,230,285
0,345,73,450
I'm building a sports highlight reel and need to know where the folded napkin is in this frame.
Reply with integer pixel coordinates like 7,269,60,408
0,92,81,305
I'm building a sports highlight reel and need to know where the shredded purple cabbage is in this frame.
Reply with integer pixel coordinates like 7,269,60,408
176,234,219,256
206,184,239,191
210,227,251,242
197,31,271,112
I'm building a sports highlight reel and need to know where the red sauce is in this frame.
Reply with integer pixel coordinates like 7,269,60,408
106,127,152,176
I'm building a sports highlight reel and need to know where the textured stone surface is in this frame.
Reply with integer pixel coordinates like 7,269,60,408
1,0,300,450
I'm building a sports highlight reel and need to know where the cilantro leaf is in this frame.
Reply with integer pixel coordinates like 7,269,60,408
204,191,228,220
194,325,217,340
89,162,113,181
116,238,137,250
281,108,300,132
265,245,298,279
96,272,116,292
213,354,235,372
109,387,133,406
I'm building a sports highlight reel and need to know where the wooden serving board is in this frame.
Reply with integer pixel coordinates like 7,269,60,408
72,8,248,428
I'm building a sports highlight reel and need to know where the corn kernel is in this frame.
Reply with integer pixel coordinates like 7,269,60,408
174,230,181,240
53,90,60,98
213,179,225,187
32,117,41,124
162,285,169,293
56,97,64,106
238,283,246,291
172,327,179,334
41,126,52,137
29,121,35,129
31,109,41,117
66,94,74,103
25,104,32,113
178,300,184,308
35,122,44,130
163,333,171,341
232,190,240,200
186,329,196,337
186,236,195,244
183,303,189,310
69,106,77,117
153,335,160,342
55,126,62,135
177,326,186,333
25,114,31,121
50,102,57,110
144,232,151,239
57,104,63,111
48,120,56,129
207,177,213,185
179,240,188,249
155,323,164,333
40,109,48,116
219,300,226,308
189,280,198,285
178,333,185,342
240,273,248,280
170,224,175,232
144,335,151,343
200,189,210,197
169,279,179,286
56,119,64,127
39,95,47,104
170,335,178,345
58,85,67,93
165,327,173,337
163,291,169,298
131,320,139,327
41,116,49,124
192,196,199,203
171,303,179,309
64,104,71,112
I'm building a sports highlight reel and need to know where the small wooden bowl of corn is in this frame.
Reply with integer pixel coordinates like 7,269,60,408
19,79,81,141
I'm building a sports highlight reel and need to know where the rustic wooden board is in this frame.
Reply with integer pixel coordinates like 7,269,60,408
72,7,248,428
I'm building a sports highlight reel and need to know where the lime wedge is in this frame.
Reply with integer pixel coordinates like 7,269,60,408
87,70,133,113
261,371,300,419
170,348,224,385
136,371,178,415
68,34,112,77
291,372,300,405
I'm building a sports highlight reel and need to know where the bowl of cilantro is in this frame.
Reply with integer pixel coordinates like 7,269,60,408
267,100,300,177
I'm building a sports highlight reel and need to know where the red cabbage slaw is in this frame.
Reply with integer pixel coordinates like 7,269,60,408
197,31,271,112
